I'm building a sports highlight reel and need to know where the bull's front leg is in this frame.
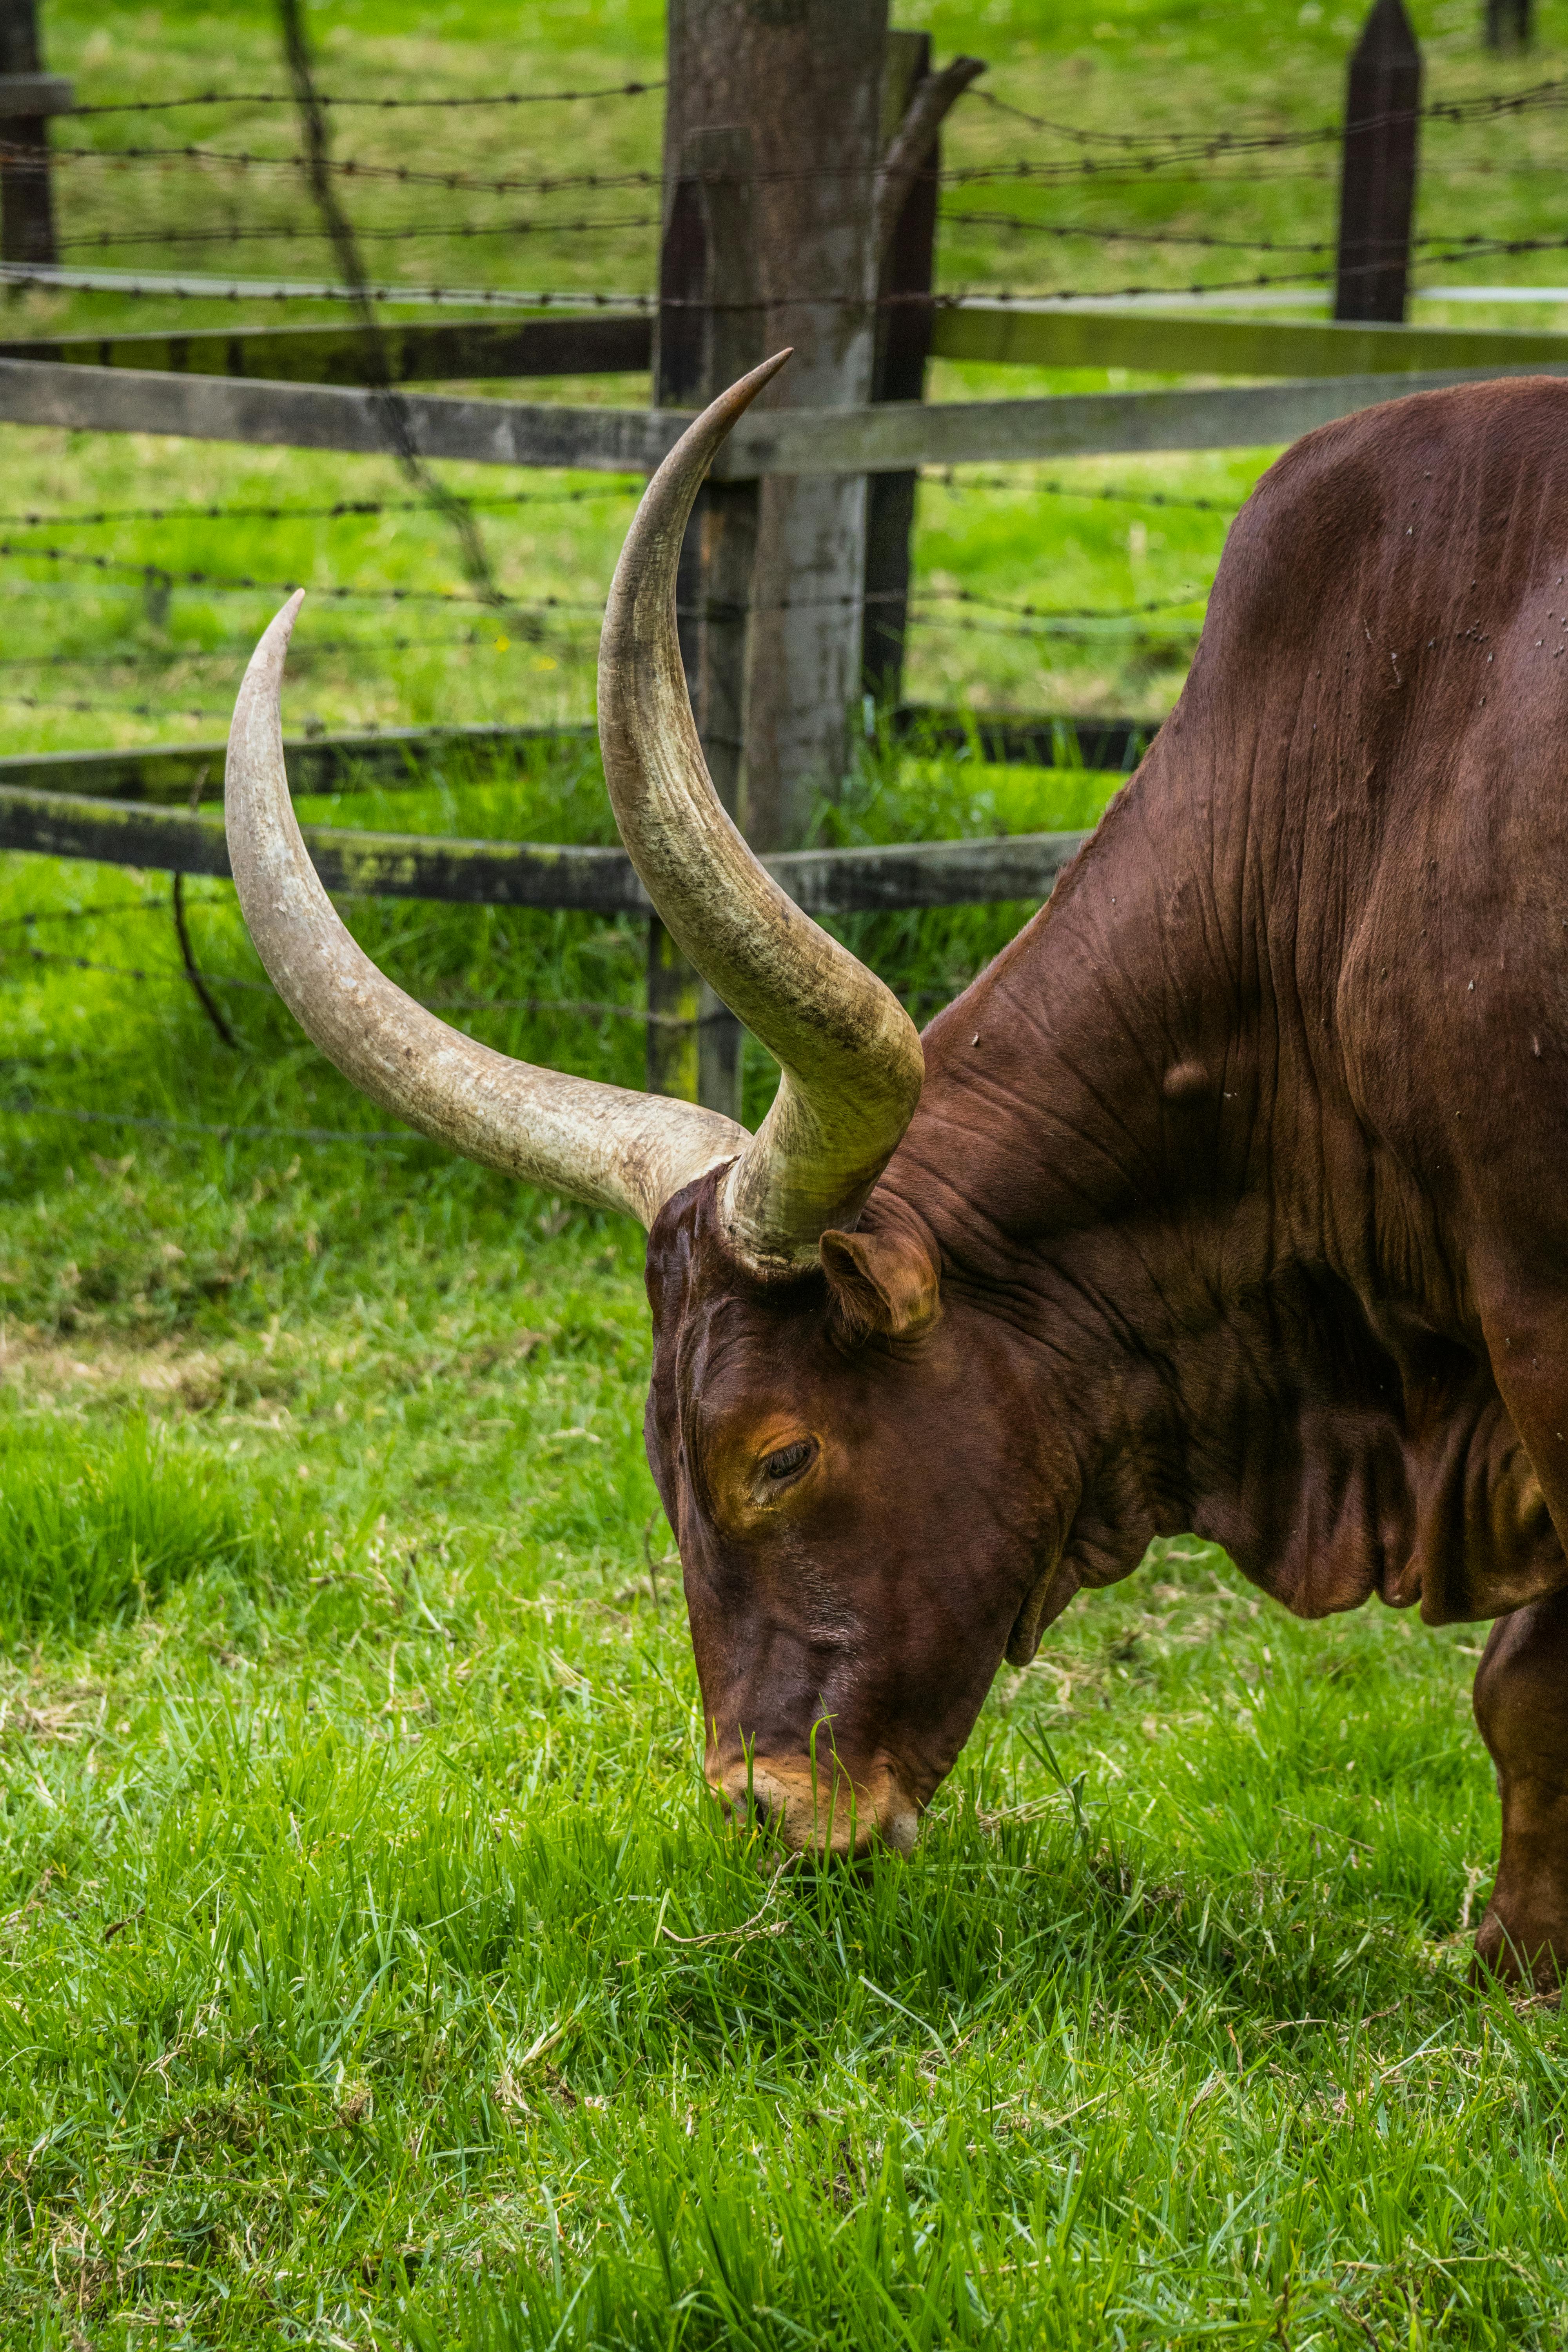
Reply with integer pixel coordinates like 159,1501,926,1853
1473,1590,1568,1989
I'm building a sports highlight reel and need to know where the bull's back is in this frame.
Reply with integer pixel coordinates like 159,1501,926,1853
1166,380,1568,1269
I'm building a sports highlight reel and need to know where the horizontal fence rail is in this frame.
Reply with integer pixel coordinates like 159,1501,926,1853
4,353,1567,474
0,708,1153,803
0,780,1090,914
929,303,1568,379
9,306,1568,392
0,311,653,385
0,723,594,802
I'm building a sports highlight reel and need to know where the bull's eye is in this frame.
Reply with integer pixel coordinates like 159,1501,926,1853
760,1437,816,1485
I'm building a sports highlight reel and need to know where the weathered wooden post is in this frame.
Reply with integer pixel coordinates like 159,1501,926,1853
1485,0,1531,49
1333,0,1422,326
645,12,979,1111
646,125,763,1117
665,0,887,855
863,33,984,710
0,0,71,269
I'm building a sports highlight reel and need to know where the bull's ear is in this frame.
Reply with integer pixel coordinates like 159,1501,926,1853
820,1227,940,1347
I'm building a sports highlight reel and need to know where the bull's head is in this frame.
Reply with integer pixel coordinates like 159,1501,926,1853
226,358,1071,1856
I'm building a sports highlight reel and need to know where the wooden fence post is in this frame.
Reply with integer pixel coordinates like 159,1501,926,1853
645,125,762,1119
863,32,935,713
1333,0,1421,326
0,0,71,269
861,40,982,711
665,0,890,854
1485,0,1531,49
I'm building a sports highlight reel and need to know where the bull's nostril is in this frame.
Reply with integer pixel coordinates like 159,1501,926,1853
714,1757,919,1855
719,1773,775,1833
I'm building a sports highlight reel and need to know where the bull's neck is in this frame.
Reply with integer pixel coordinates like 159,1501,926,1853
869,731,1360,1583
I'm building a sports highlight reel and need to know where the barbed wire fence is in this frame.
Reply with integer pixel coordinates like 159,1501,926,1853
0,0,1557,1147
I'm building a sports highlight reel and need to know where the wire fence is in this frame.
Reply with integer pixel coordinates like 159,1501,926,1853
0,24,1554,1170
0,475,1239,534
69,80,665,118
2,261,1376,305
0,857,1048,1159
0,265,655,305
0,28,1554,790
0,483,643,531
46,67,1568,135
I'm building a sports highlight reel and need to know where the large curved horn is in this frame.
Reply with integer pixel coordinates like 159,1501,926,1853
224,595,746,1228
599,356,924,1272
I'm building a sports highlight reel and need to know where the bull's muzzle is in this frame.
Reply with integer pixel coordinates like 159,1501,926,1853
711,1754,920,1857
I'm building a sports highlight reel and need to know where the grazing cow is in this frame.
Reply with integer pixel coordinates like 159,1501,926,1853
226,358,1568,1986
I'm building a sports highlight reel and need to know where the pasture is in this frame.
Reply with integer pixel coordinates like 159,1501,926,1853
2,0,1568,2345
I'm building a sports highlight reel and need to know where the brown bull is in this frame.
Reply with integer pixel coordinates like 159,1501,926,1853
227,358,1568,1986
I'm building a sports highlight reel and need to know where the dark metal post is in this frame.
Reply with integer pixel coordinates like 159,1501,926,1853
862,31,935,710
0,0,72,268
645,126,762,1118
1485,0,1531,49
1333,0,1421,326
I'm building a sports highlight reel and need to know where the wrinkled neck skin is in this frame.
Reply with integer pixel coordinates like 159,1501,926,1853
869,745,1366,1645
874,607,1568,1646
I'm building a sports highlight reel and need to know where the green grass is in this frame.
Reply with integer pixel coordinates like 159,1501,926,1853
2,3,1568,2345
0,735,1564,2349
0,1414,275,1635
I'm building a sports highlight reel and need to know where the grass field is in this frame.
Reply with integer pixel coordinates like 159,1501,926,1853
0,839,1558,2350
4,1,1568,2346
1,828,1559,2351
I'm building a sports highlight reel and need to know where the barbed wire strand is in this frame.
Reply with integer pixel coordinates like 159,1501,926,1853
0,539,1212,621
0,473,1231,541
32,75,1568,195
58,214,660,254
0,258,1361,309
275,0,505,609
0,262,654,306
0,629,571,672
49,213,1568,269
922,470,1238,515
960,69,1568,154
0,539,605,608
0,483,641,533
0,898,182,931
0,689,232,721
71,79,664,118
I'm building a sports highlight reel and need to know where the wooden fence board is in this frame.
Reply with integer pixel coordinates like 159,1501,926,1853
707,366,1568,472
0,708,1152,804
3,354,1564,474
929,303,1568,381
0,357,678,470
0,786,650,909
0,313,653,386
0,779,1089,912
0,70,72,113
0,725,596,804
8,303,1558,395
